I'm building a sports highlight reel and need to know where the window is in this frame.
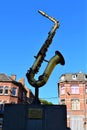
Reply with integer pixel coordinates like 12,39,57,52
71,99,80,110
23,92,26,101
70,85,79,94
72,74,77,80
0,86,3,95
4,86,9,95
60,86,65,95
84,75,87,80
0,118,3,128
60,75,65,81
85,85,87,94
86,99,87,104
12,88,17,96
61,99,65,105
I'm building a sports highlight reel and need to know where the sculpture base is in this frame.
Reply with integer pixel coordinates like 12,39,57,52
3,104,67,130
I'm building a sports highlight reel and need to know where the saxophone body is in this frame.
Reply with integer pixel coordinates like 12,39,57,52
26,10,65,88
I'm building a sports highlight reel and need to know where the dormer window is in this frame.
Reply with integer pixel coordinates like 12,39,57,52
60,75,65,81
84,75,87,80
85,85,87,94
72,75,77,80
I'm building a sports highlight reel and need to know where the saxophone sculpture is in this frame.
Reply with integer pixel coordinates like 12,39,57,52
26,10,65,88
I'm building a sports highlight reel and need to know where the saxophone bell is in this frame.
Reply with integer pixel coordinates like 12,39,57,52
55,51,65,65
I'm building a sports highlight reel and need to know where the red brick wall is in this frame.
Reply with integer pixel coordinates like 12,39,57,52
59,81,87,128
0,81,26,104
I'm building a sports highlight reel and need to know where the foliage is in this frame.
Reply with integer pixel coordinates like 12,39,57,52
40,99,53,105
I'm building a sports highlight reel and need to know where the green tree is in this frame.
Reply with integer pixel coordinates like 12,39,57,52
40,99,53,105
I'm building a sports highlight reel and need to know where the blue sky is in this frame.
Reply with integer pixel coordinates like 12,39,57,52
0,0,86,104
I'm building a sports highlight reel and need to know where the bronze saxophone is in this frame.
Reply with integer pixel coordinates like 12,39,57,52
26,10,65,88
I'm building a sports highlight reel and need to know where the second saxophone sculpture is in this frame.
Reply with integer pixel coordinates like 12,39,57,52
26,10,65,88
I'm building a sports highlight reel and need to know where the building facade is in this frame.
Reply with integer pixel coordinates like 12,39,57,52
0,74,27,105
58,71,87,130
0,73,34,129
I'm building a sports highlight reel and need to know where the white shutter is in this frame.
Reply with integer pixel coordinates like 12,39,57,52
70,116,83,130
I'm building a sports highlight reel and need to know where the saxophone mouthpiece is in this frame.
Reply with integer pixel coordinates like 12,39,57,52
38,10,59,27
38,10,46,16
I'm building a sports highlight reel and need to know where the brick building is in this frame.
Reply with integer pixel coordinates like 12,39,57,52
0,74,27,105
58,71,87,130
0,73,34,129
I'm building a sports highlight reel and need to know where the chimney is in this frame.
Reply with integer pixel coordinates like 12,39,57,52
11,74,16,81
19,78,25,85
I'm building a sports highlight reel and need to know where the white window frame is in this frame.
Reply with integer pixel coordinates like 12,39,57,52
4,86,9,95
0,86,3,95
11,87,17,96
60,86,65,95
72,74,77,80
84,75,87,80
61,99,65,105
71,99,80,110
85,85,87,94
70,85,79,94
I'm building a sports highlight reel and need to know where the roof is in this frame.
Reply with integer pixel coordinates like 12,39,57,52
0,73,27,92
59,71,87,82
0,73,12,82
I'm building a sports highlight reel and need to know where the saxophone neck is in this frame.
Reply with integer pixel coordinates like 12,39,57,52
38,10,59,33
